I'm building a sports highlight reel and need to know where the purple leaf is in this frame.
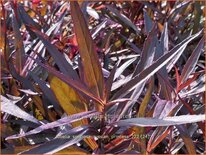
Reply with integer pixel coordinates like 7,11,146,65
144,9,153,34
114,57,137,80
105,64,118,101
166,30,203,72
1,95,39,124
30,57,104,105
29,27,79,80
19,126,95,154
113,114,205,127
29,71,63,114
11,13,26,73
6,111,100,140
159,22,169,54
18,89,39,95
153,99,177,119
106,5,140,34
112,30,203,99
180,37,204,83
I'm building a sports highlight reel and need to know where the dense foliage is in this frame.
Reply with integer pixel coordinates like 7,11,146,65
1,1,205,154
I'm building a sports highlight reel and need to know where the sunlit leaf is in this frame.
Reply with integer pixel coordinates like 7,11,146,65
1,95,39,124
6,111,100,140
19,126,96,154
113,30,202,99
113,114,205,127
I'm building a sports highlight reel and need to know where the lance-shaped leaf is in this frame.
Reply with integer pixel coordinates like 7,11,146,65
18,4,41,29
144,9,153,34
180,37,204,83
104,64,117,102
176,125,196,154
49,76,88,127
114,57,137,81
156,23,172,100
106,5,140,34
29,26,79,79
159,22,169,54
168,1,192,24
111,26,157,123
19,126,97,154
6,111,100,140
8,56,56,120
153,99,177,119
31,57,103,105
133,25,157,76
1,95,39,124
22,12,66,76
128,26,156,104
113,25,156,100
29,72,63,115
11,13,26,73
171,123,199,154
137,78,154,117
113,114,205,127
31,60,100,149
112,30,202,99
147,102,183,152
70,2,105,103
147,126,171,152
167,30,203,72
134,78,154,153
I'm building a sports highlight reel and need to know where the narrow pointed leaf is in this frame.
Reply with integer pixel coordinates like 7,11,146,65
153,100,177,119
31,58,103,106
176,125,196,154
113,30,202,99
106,5,140,34
114,57,137,80
159,22,169,54
178,74,198,92
137,78,154,117
70,2,105,102
147,127,170,152
175,66,181,89
113,114,205,127
49,76,88,127
30,72,63,115
144,9,153,34
133,25,157,76
105,64,117,101
19,126,96,154
167,30,203,71
29,26,79,79
1,95,39,124
180,37,204,83
6,111,100,140
156,23,171,99
11,13,26,73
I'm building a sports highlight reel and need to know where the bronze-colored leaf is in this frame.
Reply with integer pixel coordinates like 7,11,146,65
70,2,105,111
